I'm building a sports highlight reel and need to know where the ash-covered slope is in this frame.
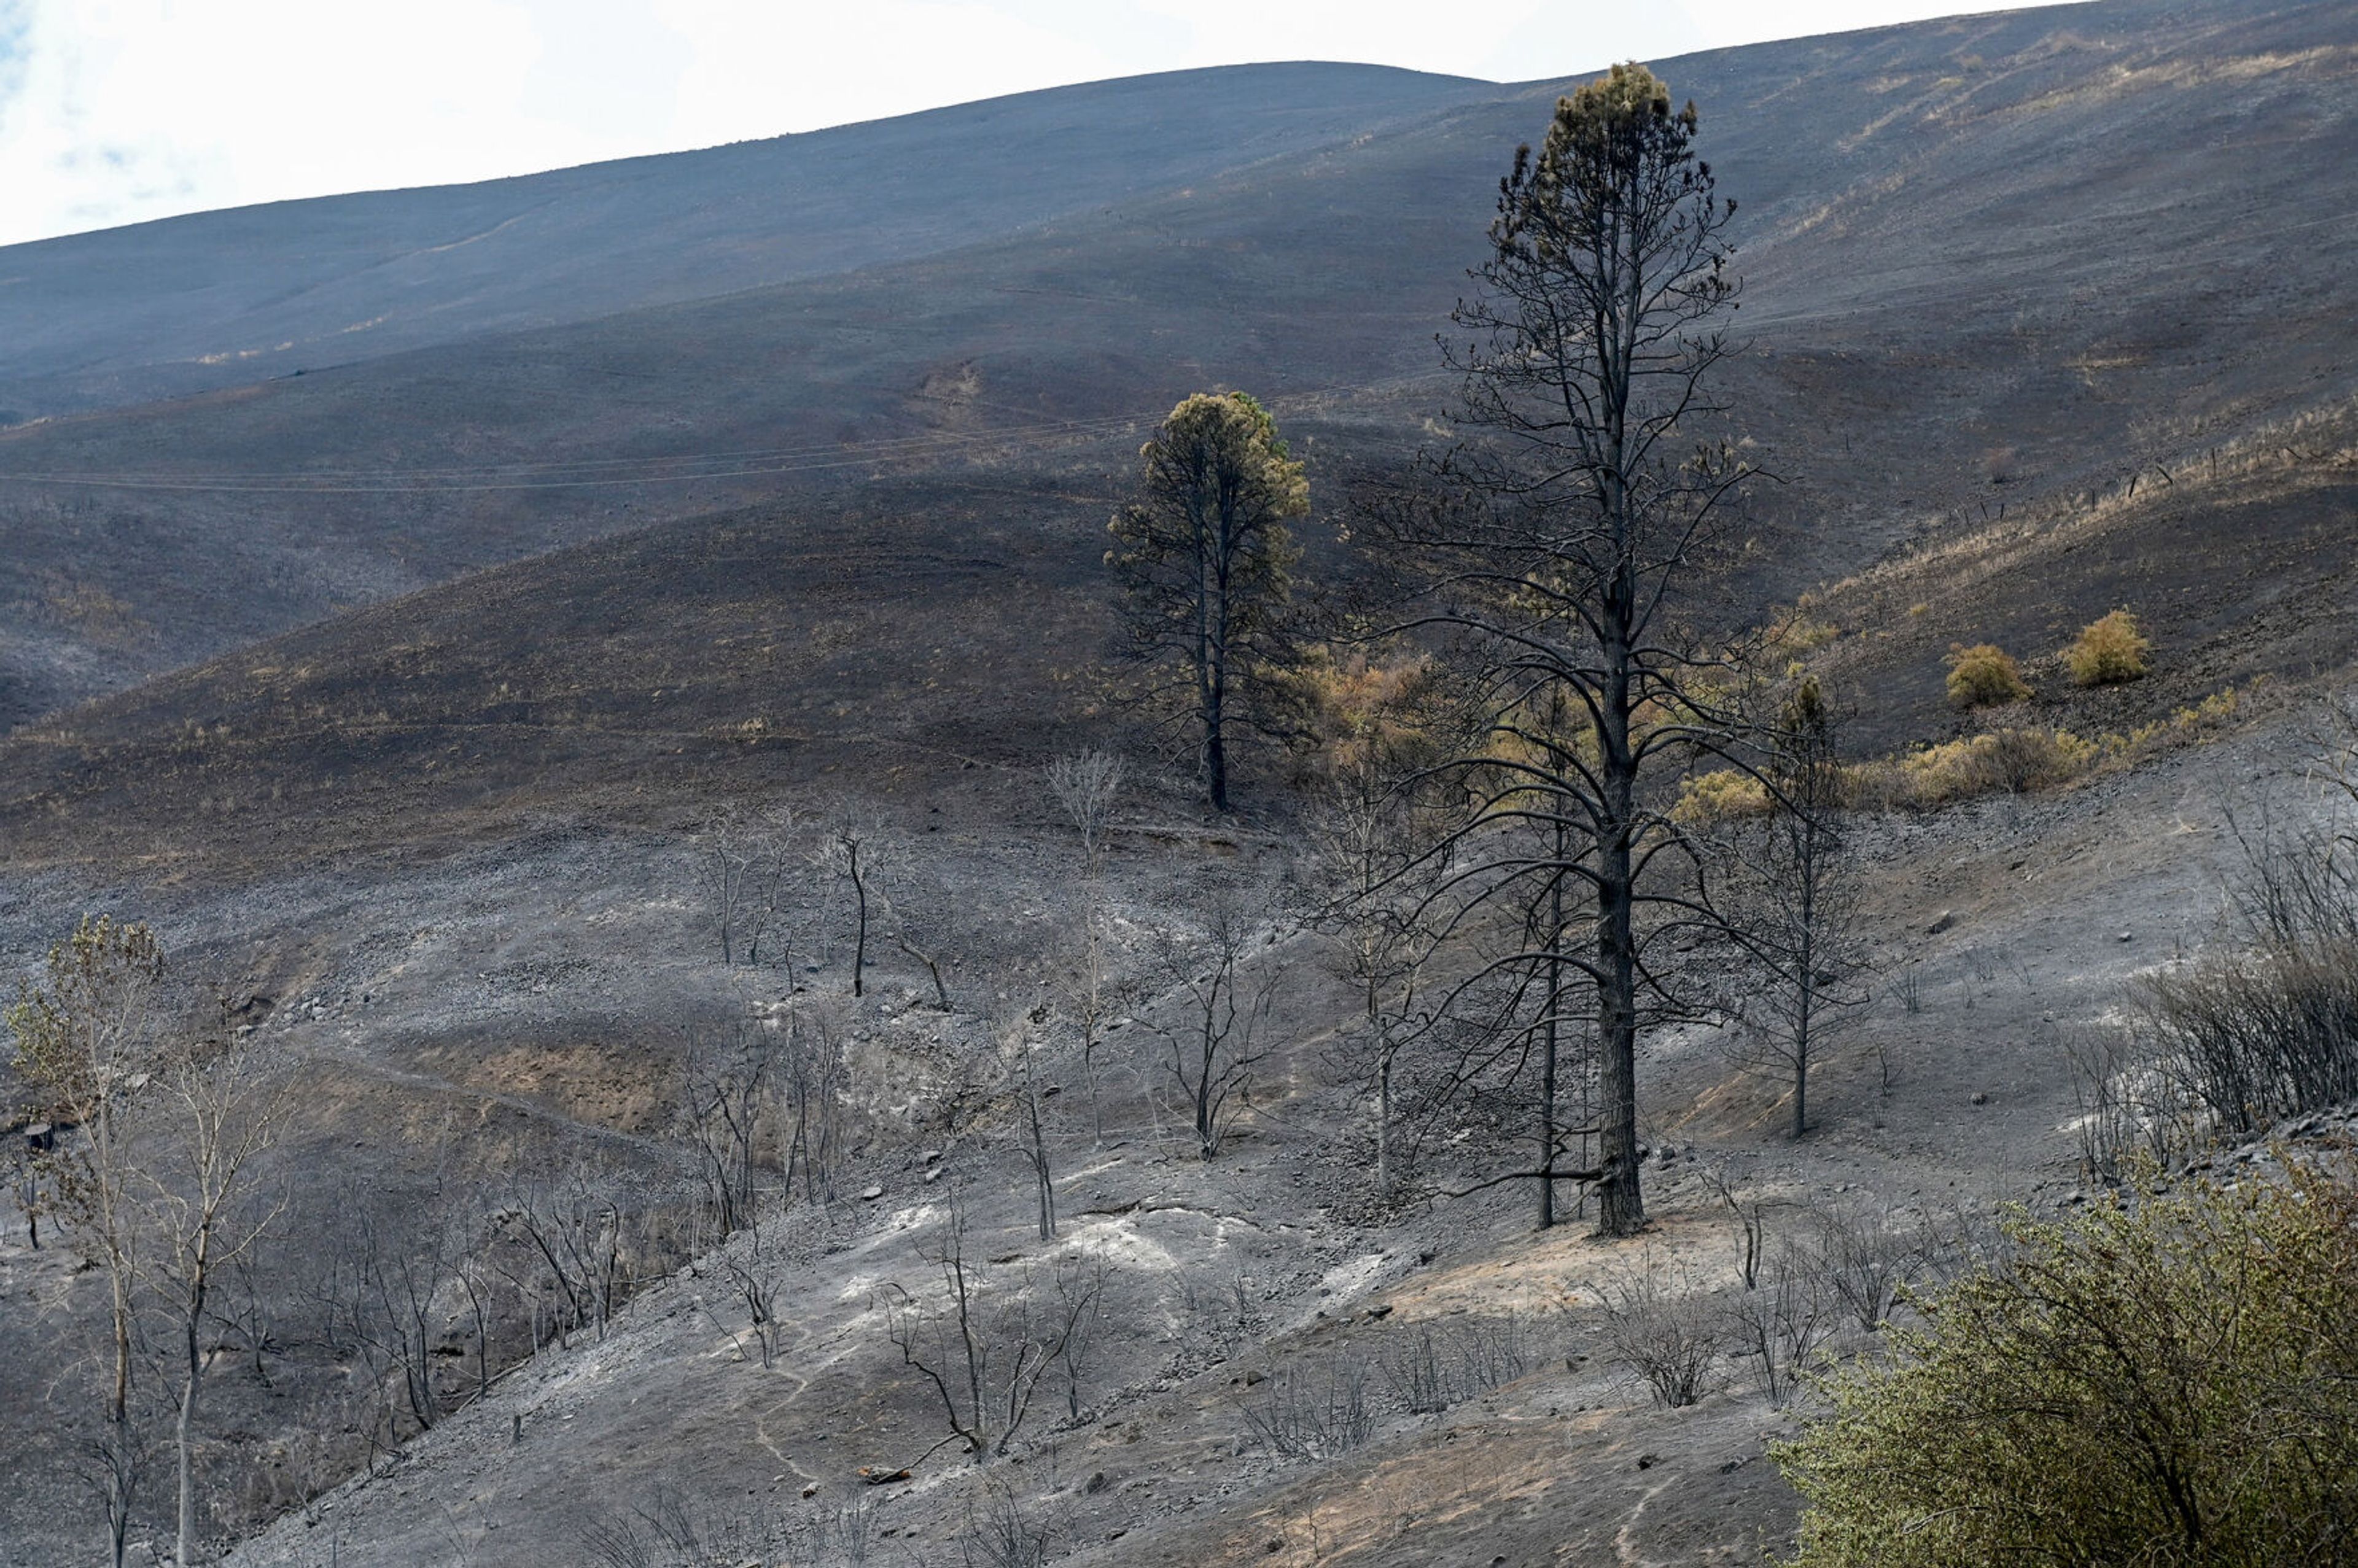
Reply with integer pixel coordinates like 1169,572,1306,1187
7,6,2358,1565
0,63,1495,421
2,0,2354,737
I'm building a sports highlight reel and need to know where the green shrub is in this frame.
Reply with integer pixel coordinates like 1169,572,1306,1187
1944,643,2029,708
2065,608,2151,687
1776,1163,2358,1567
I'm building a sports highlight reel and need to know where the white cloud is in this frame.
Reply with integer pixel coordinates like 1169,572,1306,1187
0,0,2042,245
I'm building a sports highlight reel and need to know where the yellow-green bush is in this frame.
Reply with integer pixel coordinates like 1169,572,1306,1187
1944,643,2030,708
2115,685,2242,755
1842,686,2243,813
1875,726,2095,805
1672,767,1769,825
2064,608,2151,687
1777,1163,2358,1567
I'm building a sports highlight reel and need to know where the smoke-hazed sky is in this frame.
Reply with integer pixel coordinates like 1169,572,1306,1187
0,1,2043,245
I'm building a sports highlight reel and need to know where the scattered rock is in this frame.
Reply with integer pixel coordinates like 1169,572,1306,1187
1970,1092,1989,1105
1926,910,1956,935
2117,931,2134,942
1636,1453,1662,1470
859,1184,885,1201
1086,1472,1110,1494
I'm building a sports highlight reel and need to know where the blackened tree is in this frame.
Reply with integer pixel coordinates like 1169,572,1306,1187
1367,64,1751,1236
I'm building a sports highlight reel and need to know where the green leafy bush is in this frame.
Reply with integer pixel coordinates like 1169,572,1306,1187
2066,608,2152,686
1776,1163,2358,1567
1944,643,2029,708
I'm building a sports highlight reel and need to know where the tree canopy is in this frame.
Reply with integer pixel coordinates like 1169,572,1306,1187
1108,390,1309,811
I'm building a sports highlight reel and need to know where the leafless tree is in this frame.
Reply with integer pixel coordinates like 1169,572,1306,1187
4,1125,42,1248
1718,676,1870,1138
1378,862,1606,1231
879,1195,1098,1462
716,1222,788,1371
815,818,881,998
696,811,757,970
695,803,803,968
1703,1166,1776,1291
777,1006,846,1206
1006,1020,1058,1241
1372,1313,1538,1414
678,1025,773,1241
1048,750,1126,874
1048,750,1126,1136
1051,1254,1107,1422
578,1485,771,1568
8,915,168,1568
1307,727,1446,1202
452,1247,500,1407
1597,1250,1727,1408
338,1181,472,1448
1355,65,1752,1236
958,1477,1062,1568
139,1023,289,1567
795,1498,877,1568
508,1159,631,1347
1140,891,1278,1160
1808,1197,1924,1333
1721,1241,1834,1405
2064,1022,2184,1184
1240,1357,1374,1459
2089,715,2358,1150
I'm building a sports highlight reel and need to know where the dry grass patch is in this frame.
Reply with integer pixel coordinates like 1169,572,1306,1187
1676,687,2249,823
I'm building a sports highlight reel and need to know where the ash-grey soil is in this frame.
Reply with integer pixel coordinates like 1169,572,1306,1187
1,714,2316,1567
5,0,2358,1563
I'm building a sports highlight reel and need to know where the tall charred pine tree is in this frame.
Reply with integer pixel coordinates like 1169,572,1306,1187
1108,391,1309,811
1370,64,1751,1236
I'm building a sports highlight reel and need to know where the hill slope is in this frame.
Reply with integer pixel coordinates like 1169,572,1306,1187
0,64,1495,420
2,0,2353,737
4,4,2358,1566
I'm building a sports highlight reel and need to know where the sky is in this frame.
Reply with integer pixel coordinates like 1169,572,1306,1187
0,0,2018,246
